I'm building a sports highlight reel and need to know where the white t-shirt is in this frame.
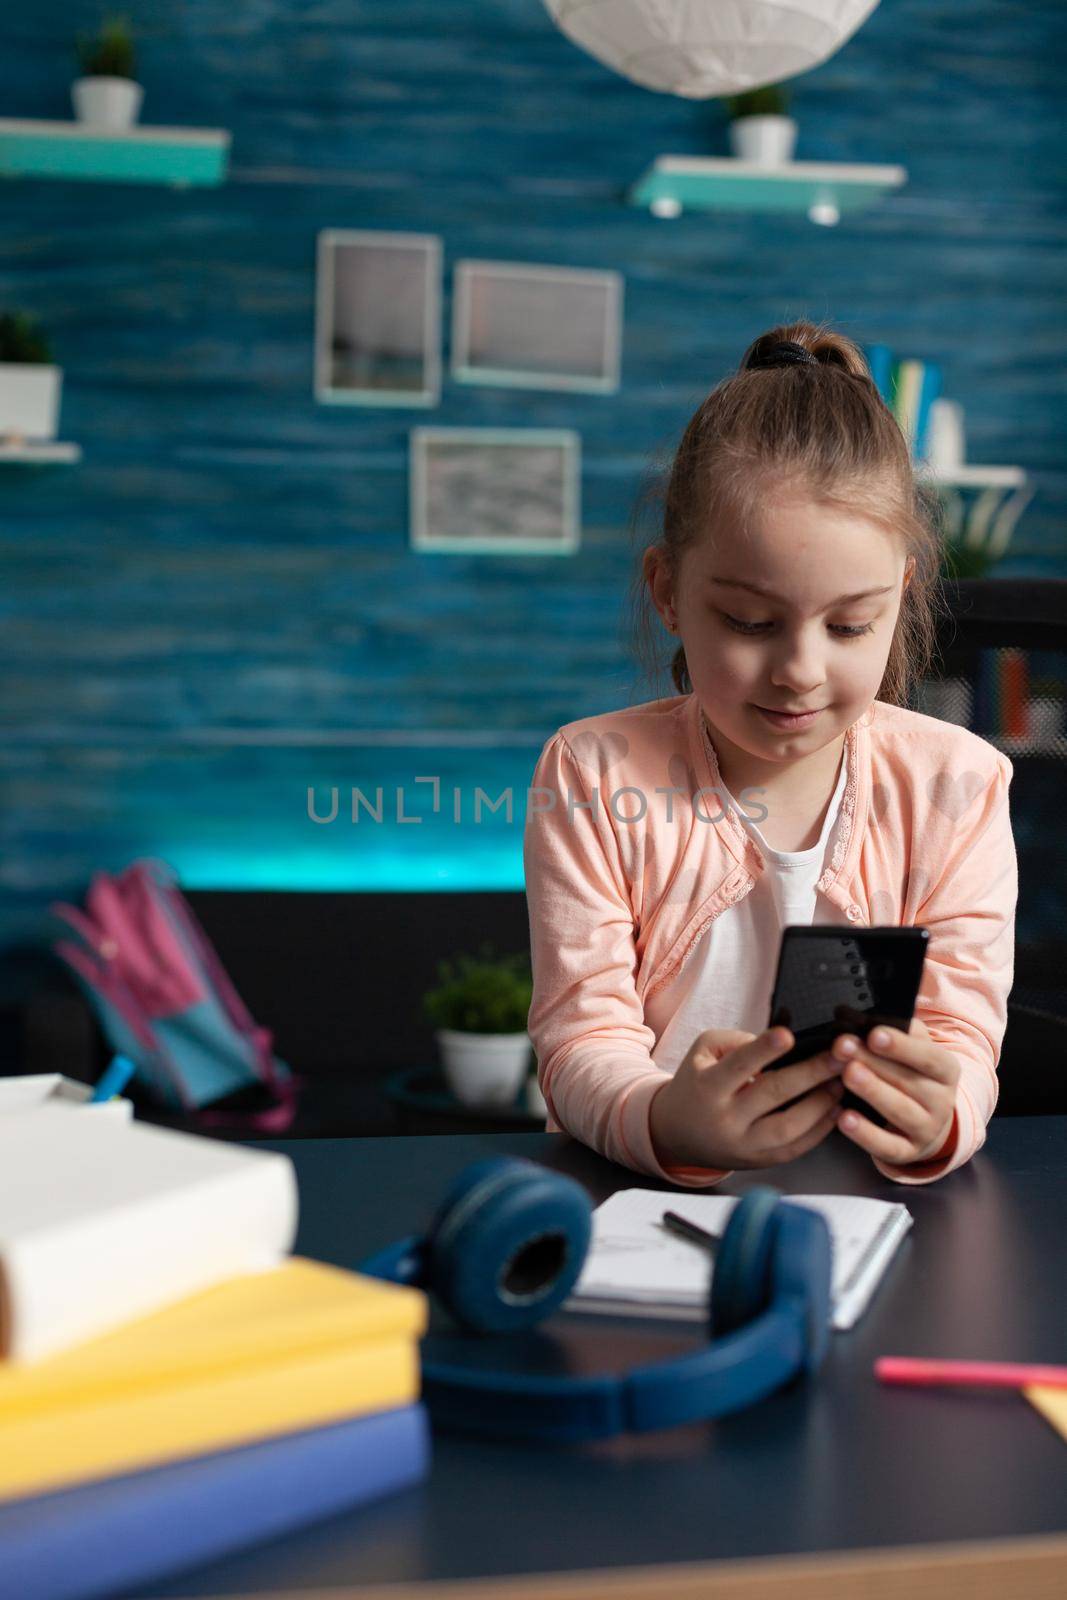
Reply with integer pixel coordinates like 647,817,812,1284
647,746,851,1076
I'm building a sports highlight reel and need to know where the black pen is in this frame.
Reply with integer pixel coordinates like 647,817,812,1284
660,1210,724,1255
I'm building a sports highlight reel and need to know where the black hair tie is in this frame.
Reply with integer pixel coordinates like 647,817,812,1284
746,340,818,371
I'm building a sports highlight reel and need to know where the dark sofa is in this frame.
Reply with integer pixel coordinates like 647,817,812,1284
3,884,1066,1133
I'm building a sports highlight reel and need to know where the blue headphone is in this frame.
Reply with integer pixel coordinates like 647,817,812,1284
358,1156,833,1443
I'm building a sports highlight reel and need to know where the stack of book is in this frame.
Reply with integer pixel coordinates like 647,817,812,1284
0,1096,430,1600
864,342,943,463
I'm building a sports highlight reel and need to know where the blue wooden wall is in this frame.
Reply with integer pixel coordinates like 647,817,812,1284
2,0,1064,948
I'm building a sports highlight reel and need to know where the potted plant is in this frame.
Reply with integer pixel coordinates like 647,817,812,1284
725,82,796,165
938,482,1032,582
0,313,62,443
72,15,143,129
422,943,534,1109
940,538,996,582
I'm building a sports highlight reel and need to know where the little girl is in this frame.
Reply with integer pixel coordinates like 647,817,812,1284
523,320,1017,1190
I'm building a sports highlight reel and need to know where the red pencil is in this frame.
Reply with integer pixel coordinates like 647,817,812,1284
875,1356,1067,1390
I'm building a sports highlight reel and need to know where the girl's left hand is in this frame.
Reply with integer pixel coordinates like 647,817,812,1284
831,1016,960,1166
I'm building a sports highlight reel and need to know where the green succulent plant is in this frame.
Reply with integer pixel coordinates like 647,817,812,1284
422,943,533,1035
76,15,137,80
940,538,997,581
0,312,53,365
726,83,790,120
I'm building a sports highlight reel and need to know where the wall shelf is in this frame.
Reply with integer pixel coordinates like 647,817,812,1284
923,465,1027,490
991,736,1067,759
0,118,230,187
628,156,907,225
918,465,1033,552
0,440,81,463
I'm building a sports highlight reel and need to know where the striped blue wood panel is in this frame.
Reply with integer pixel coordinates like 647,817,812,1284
1,0,1064,949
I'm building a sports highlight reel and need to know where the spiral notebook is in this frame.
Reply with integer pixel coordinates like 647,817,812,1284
563,1190,914,1331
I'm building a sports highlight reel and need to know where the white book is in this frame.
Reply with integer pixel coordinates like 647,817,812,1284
0,1104,298,1362
564,1189,913,1332
0,1073,132,1121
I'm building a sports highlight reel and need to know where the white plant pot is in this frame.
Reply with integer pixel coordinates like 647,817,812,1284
71,76,144,129
729,115,797,166
524,1073,548,1121
436,1028,533,1109
0,364,62,442
924,398,966,473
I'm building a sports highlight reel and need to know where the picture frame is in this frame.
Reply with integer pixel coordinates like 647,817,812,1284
410,428,581,555
450,260,622,393
315,230,441,406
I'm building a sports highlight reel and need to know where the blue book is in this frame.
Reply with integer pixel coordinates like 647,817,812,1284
915,361,943,461
0,1403,430,1600
973,648,998,733
863,343,894,407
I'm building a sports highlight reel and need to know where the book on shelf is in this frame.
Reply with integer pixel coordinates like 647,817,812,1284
890,357,942,461
863,342,894,408
1000,648,1029,739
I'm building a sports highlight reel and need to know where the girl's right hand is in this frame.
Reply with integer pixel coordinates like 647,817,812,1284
649,1026,845,1172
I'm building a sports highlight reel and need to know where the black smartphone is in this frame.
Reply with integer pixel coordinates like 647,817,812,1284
766,926,930,1125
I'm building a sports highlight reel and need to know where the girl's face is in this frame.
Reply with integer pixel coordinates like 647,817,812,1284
652,494,914,765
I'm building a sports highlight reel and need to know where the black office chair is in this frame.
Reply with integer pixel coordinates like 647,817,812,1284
915,579,1067,1115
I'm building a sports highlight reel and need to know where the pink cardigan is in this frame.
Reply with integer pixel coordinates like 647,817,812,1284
523,692,1017,1188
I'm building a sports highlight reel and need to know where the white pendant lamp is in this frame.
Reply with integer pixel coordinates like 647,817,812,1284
541,0,881,99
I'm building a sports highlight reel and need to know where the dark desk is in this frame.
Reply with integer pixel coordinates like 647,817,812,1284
141,1120,1067,1599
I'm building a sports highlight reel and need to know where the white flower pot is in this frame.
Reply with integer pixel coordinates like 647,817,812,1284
436,1028,533,1109
729,115,797,166
524,1073,548,1121
924,399,966,473
0,364,62,441
71,77,144,129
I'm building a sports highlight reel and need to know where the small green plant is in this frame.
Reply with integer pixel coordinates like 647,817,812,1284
76,15,137,80
422,943,533,1035
726,82,790,120
0,312,53,365
940,538,996,581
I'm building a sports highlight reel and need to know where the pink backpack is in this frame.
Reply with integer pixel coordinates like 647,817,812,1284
51,858,300,1133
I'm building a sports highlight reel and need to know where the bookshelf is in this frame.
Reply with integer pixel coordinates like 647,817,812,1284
0,440,81,464
989,736,1067,760
926,466,1026,489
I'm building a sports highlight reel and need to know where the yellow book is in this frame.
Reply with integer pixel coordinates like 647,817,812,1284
891,358,924,453
1024,1385,1067,1445
0,1256,428,1502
